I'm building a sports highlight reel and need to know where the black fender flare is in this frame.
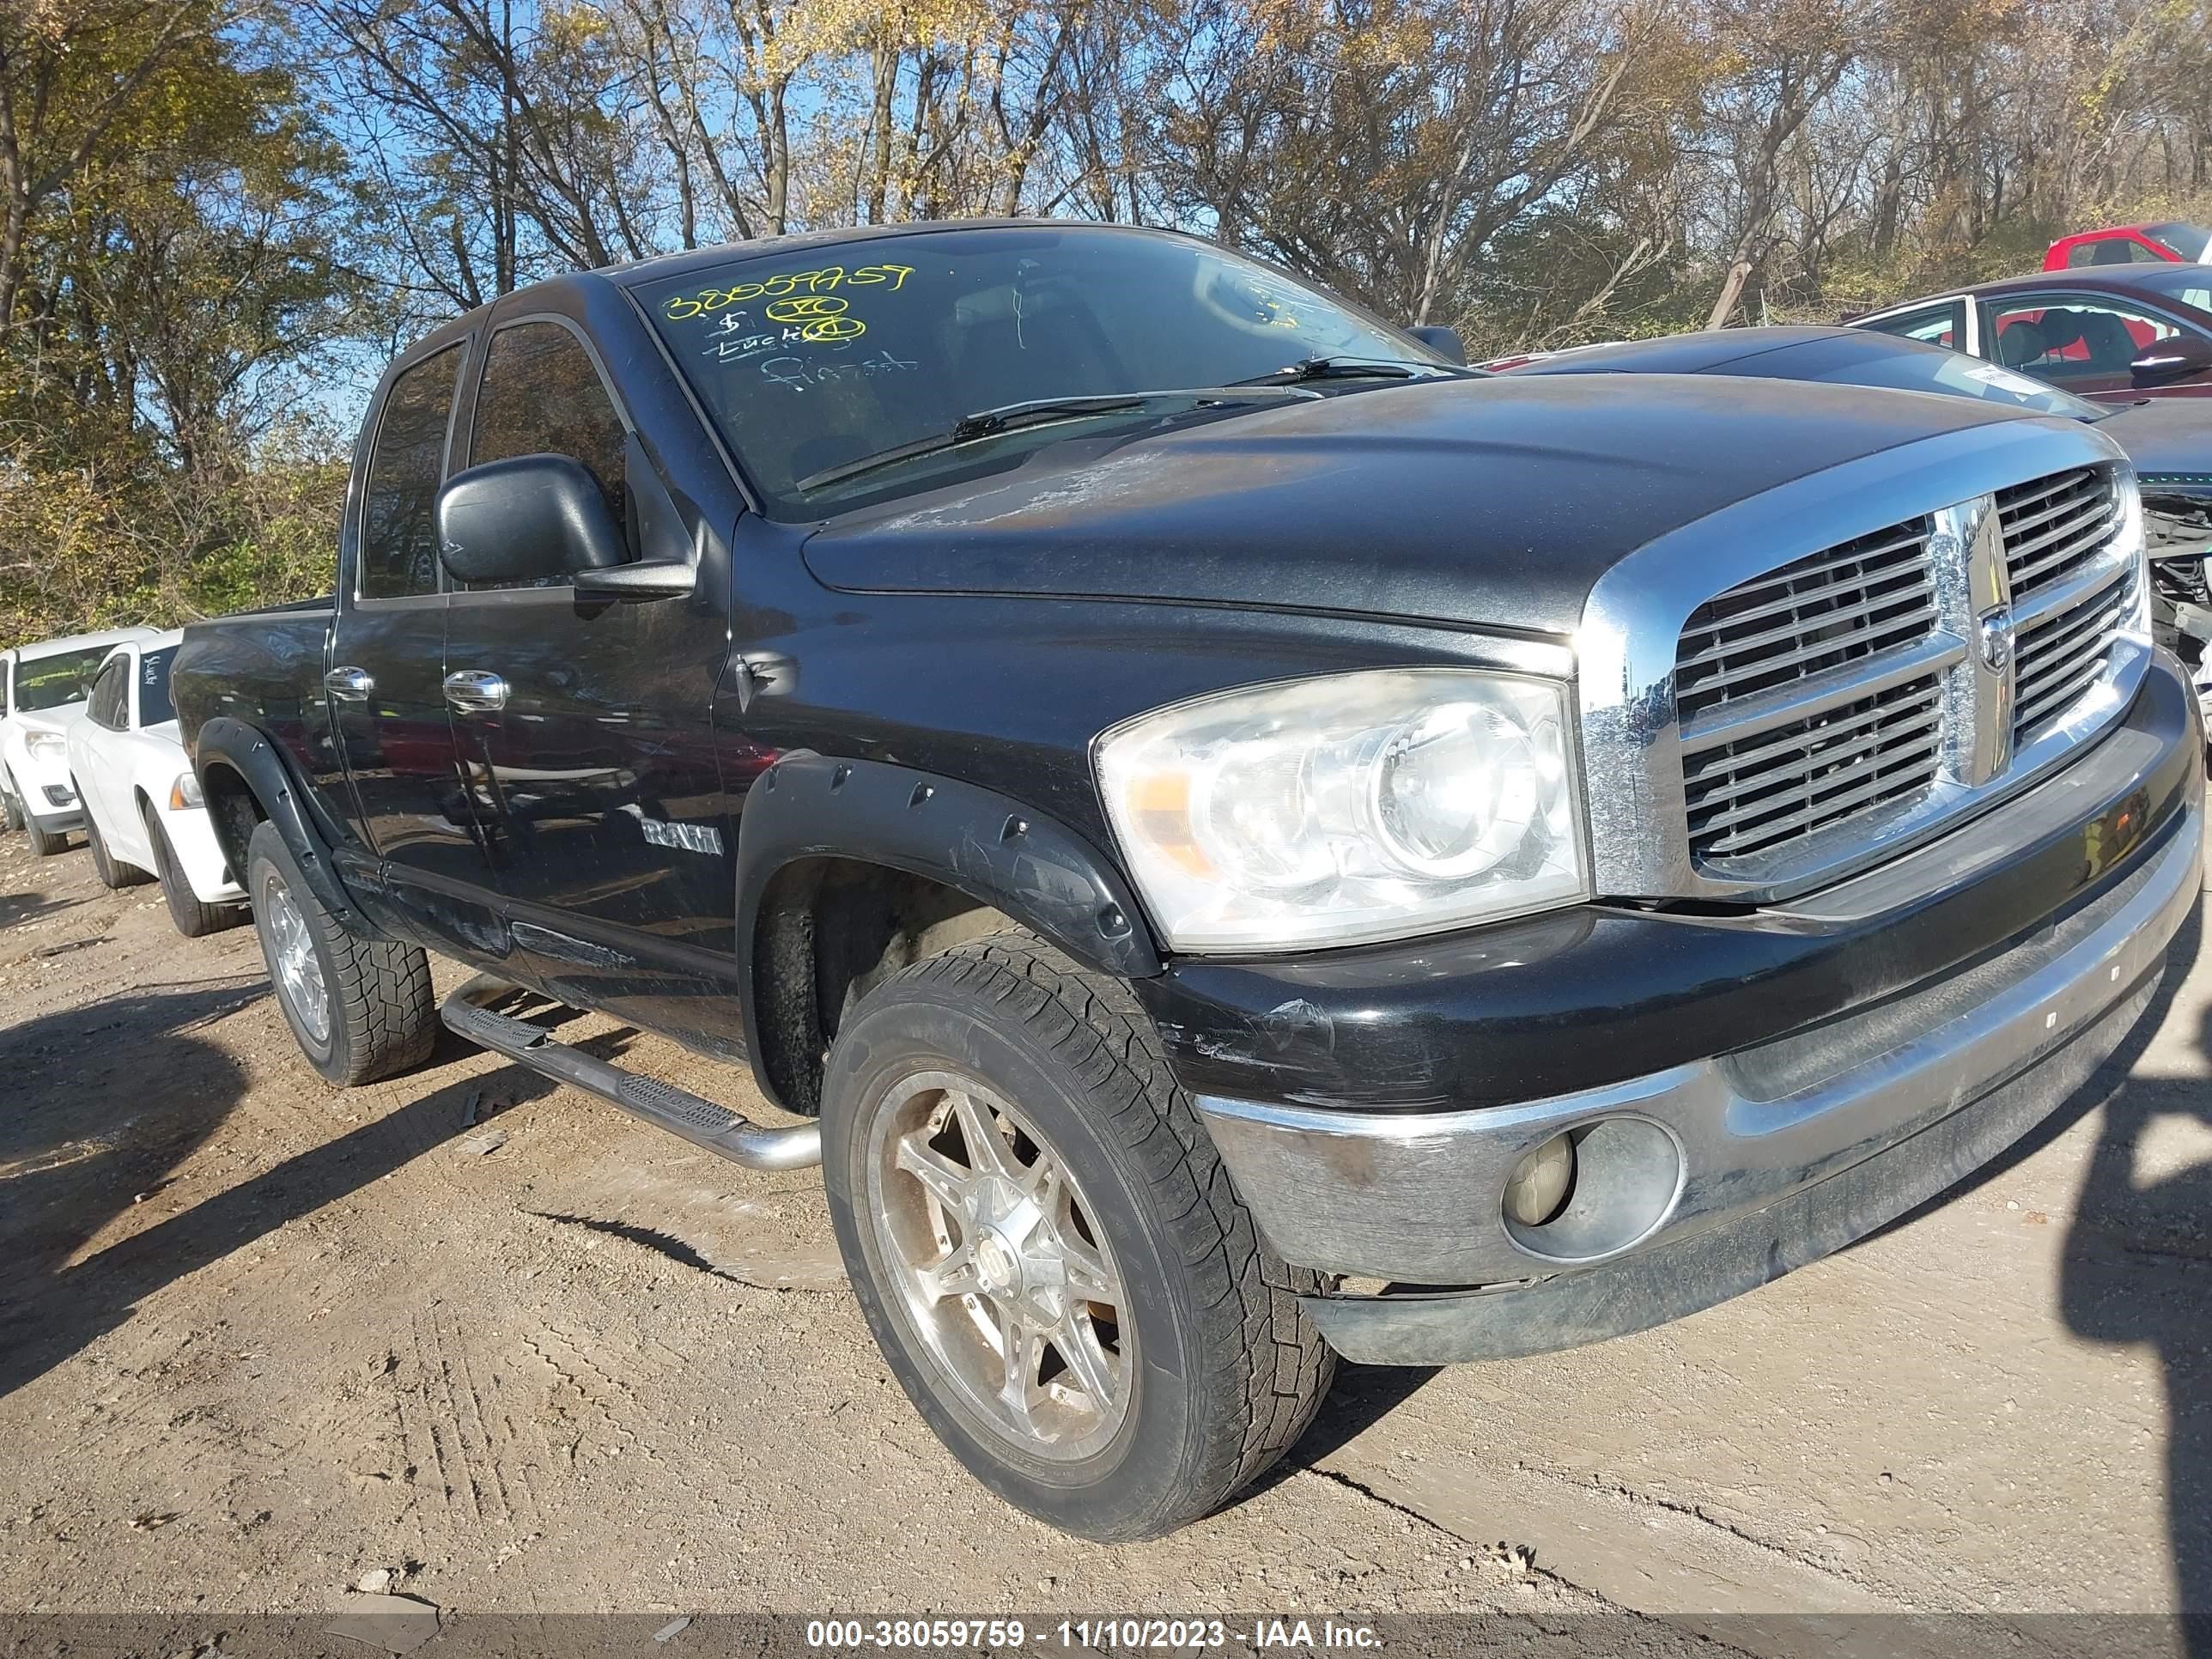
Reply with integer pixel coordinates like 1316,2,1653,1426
733,752,1162,1105
192,716,366,931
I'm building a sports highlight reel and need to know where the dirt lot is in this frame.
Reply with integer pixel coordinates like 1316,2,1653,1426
3,820,2210,1655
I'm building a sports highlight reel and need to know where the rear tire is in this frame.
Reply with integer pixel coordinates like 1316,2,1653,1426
820,932,1334,1541
144,804,241,938
246,821,434,1085
23,811,64,858
84,805,151,889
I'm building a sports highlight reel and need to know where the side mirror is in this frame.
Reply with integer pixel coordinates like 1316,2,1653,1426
574,559,696,602
2131,334,2212,387
1407,324,1468,365
435,454,628,587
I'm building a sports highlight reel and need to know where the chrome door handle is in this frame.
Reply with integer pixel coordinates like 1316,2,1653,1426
443,670,509,713
325,665,374,699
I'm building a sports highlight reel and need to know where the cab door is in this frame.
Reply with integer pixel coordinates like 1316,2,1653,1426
325,334,508,961
437,308,738,1046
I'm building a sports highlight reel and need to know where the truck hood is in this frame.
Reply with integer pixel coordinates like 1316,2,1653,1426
801,374,2029,635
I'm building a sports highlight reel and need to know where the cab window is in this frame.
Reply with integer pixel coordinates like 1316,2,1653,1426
465,319,629,589
359,343,463,600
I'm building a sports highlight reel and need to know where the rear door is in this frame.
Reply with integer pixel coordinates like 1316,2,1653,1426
438,307,738,1037
325,335,508,957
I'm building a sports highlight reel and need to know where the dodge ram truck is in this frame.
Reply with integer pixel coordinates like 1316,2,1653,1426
170,220,2204,1541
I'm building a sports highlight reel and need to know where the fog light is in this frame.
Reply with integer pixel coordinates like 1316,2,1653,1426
1504,1133,1575,1226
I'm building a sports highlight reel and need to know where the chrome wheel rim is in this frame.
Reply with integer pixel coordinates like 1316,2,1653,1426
865,1070,1133,1461
260,872,330,1047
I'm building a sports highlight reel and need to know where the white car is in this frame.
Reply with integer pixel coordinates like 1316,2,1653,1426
63,631,247,935
1,626,159,856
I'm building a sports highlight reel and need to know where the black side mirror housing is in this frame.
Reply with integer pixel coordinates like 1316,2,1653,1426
1407,324,1468,365
2131,334,2212,387
435,454,629,587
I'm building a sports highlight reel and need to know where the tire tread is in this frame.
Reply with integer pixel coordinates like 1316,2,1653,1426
896,931,1335,1531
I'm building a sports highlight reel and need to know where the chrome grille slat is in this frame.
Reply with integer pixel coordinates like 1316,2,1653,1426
2007,512,2120,594
1687,700,1942,842
2014,574,2135,741
1673,462,2135,873
1686,529,1927,613
1674,521,1936,729
1675,556,1927,638
1999,467,2115,599
1675,583,1935,677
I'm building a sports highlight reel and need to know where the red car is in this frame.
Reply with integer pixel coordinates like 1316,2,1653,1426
1850,265,2212,400
2045,222,2212,269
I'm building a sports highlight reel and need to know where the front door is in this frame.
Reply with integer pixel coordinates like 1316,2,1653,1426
325,337,508,960
439,313,739,1049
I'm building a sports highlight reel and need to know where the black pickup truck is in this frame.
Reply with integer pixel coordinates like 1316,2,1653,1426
172,220,2203,1540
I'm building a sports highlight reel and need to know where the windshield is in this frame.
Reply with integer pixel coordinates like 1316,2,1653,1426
2121,264,2212,313
1765,338,2105,420
15,645,112,712
137,646,178,727
638,225,1445,516
2147,222,2212,262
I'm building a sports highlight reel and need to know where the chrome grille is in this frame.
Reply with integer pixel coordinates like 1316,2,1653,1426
1682,674,1943,860
1670,462,2137,876
1674,521,1936,725
1997,468,2118,599
2014,567,2136,740
1674,519,1941,863
2000,467,2134,747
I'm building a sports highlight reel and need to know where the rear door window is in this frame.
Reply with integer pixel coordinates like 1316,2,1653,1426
1983,295,2189,379
137,646,178,727
359,343,463,600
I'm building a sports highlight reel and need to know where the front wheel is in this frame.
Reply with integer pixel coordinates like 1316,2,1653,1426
821,933,1334,1541
1,774,21,833
246,821,434,1085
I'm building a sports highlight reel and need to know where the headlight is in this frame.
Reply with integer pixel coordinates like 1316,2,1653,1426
1095,667,1588,951
25,731,68,763
169,770,204,810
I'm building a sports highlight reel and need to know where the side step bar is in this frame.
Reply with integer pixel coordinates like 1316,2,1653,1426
439,973,822,1171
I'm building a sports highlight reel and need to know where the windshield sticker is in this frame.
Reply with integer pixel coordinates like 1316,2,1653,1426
1961,362,2051,401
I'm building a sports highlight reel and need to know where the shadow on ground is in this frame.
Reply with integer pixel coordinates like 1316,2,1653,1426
0,979,638,1403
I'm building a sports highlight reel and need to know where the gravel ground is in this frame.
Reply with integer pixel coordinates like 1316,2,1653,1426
2,821,2209,1657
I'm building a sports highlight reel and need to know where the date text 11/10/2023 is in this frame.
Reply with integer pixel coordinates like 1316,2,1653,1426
801,1618,1384,1650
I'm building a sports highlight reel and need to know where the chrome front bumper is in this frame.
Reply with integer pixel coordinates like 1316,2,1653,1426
1198,776,2202,1302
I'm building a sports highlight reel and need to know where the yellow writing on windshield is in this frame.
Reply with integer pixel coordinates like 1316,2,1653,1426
664,264,914,322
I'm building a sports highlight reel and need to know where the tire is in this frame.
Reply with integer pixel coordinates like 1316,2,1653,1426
143,804,241,938
84,803,152,889
23,809,65,858
820,931,1334,1541
2,775,20,833
246,820,434,1085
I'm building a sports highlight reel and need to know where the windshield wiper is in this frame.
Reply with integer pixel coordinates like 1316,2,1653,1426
795,387,1317,494
1233,354,1477,386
